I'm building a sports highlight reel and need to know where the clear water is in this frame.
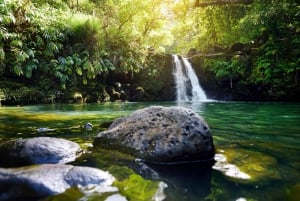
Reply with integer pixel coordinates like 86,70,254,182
0,101,300,201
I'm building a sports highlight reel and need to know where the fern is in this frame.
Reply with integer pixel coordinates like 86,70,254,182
16,50,29,63
13,65,23,76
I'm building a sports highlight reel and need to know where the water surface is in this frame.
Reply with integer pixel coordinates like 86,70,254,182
0,101,299,201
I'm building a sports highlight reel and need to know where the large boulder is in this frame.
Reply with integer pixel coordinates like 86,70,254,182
0,164,117,200
0,137,83,167
94,106,215,164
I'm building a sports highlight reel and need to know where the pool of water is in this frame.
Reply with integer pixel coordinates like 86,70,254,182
0,101,300,201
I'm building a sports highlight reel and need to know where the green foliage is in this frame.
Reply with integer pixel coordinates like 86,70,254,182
187,1,300,99
136,54,166,94
1,0,68,79
203,56,247,89
242,1,300,97
170,1,249,53
0,0,299,102
0,0,117,93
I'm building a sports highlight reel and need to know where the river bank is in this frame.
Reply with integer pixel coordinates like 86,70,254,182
1,52,300,106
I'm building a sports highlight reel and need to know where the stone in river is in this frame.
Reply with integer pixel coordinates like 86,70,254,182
0,164,117,200
0,137,83,167
94,106,215,164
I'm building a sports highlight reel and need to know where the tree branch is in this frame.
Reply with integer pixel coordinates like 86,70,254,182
195,0,254,7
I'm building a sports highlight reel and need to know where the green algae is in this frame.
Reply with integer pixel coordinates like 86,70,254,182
114,174,160,201
81,149,161,201
287,183,300,201
218,148,281,183
42,188,85,201
42,187,119,201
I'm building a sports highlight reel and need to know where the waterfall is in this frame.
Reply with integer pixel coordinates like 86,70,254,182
172,55,208,102
173,55,188,102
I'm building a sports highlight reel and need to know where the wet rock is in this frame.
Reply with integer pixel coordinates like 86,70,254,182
94,106,215,164
0,164,116,200
230,42,246,52
36,127,55,133
0,137,83,167
187,48,198,57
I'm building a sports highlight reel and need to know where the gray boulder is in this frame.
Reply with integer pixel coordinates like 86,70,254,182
0,137,83,167
94,106,215,164
0,164,117,200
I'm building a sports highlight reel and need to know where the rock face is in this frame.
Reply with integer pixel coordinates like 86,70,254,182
132,54,176,101
0,164,117,200
0,137,82,167
94,106,215,164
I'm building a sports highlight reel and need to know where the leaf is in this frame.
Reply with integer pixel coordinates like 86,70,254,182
72,54,82,65
76,67,82,76
0,47,5,61
58,57,67,65
93,62,103,73
24,69,33,78
11,40,23,48
26,49,35,57
66,56,74,66
82,59,91,70
48,42,59,53
16,51,29,63
83,76,87,85
42,31,51,41
13,65,23,76
36,36,44,47
50,59,58,65
215,68,230,79
5,13,16,24
102,58,115,71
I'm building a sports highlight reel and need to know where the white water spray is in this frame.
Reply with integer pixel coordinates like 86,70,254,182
172,55,208,102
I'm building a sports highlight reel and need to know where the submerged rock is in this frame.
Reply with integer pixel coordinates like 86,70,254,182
214,148,280,183
0,164,117,200
0,137,83,167
94,106,215,164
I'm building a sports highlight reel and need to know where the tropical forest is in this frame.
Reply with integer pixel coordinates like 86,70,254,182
1,0,299,104
1,1,300,201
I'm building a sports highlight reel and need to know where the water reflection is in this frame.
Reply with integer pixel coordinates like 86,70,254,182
0,102,300,201
147,162,213,201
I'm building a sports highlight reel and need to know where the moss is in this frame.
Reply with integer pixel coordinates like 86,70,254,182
287,183,300,201
220,148,281,183
114,174,159,201
87,149,161,201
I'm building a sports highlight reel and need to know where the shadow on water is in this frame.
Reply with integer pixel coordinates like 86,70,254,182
73,147,214,201
146,162,214,201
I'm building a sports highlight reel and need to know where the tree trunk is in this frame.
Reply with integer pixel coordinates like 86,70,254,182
195,0,254,7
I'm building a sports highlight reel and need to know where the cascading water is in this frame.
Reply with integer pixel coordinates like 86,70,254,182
173,55,188,102
172,55,208,102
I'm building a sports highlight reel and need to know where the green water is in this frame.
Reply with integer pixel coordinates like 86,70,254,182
0,101,300,201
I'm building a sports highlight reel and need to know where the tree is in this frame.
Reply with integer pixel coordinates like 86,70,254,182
195,0,254,7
